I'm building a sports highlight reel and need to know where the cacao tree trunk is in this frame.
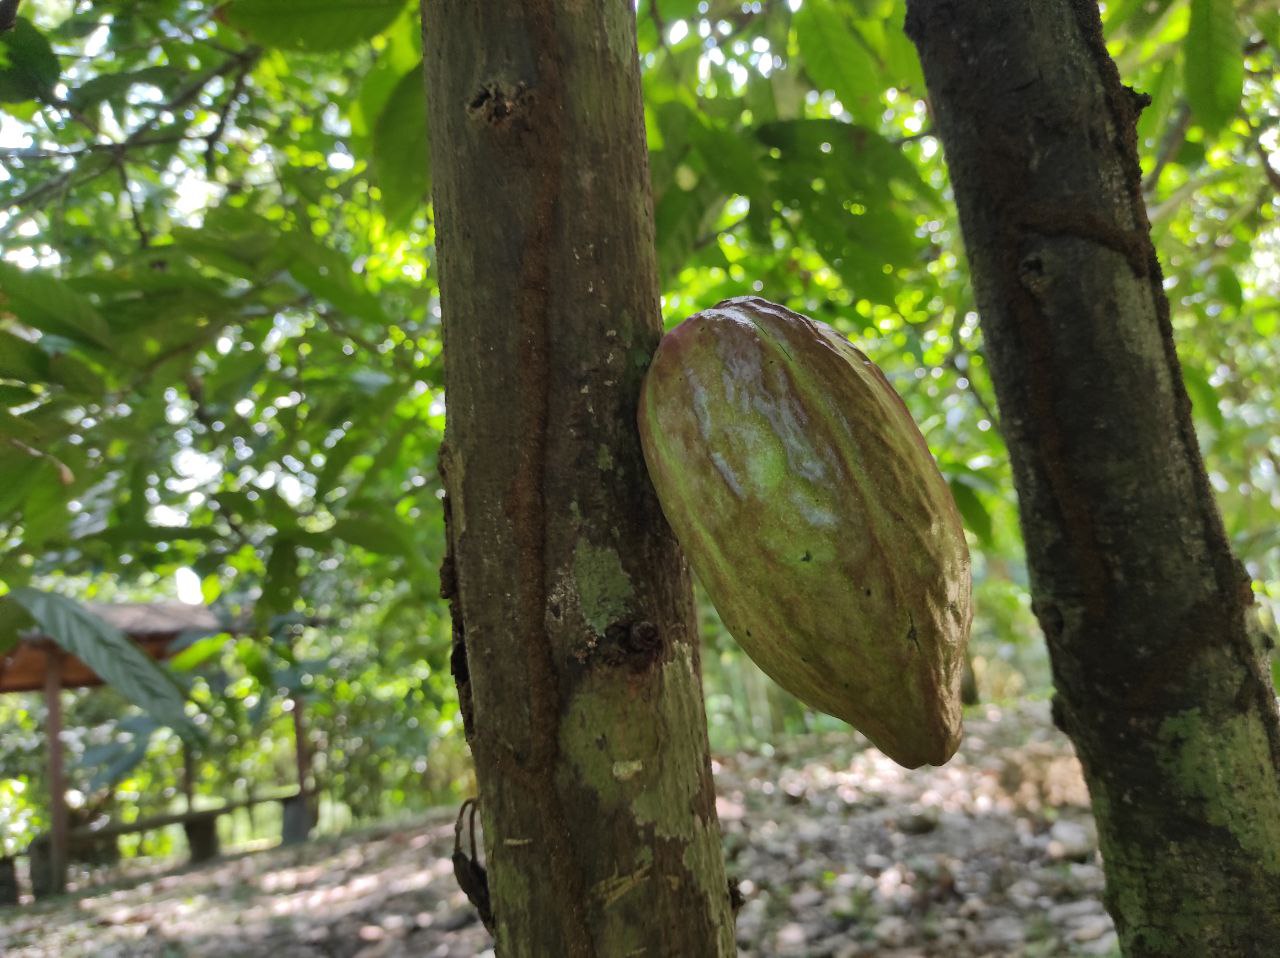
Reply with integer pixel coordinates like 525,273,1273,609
422,3,736,955
906,1,1280,954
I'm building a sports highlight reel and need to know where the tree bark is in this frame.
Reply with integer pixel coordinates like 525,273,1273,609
423,3,735,955
906,1,1280,954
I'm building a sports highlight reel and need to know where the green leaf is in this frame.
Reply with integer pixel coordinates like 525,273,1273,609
1107,0,1176,35
687,111,770,204
371,63,431,225
68,66,185,111
236,638,275,689
169,633,231,671
0,384,37,405
173,207,288,278
47,352,106,396
1182,365,1224,431
1256,11,1280,51
1211,265,1243,311
285,235,391,326
13,466,73,547
948,478,994,546
85,729,155,791
793,0,880,125
0,262,113,349
2,589,197,735
0,329,50,380
331,510,432,581
79,524,223,547
227,0,407,52
0,599,33,656
653,172,725,287
258,537,299,623
1185,0,1243,135
331,513,407,553
0,19,59,104
348,7,421,135
0,451,47,519
880,2,924,92
1135,60,1177,158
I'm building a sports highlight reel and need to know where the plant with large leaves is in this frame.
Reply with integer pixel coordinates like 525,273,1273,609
1,589,197,735
0,0,1274,875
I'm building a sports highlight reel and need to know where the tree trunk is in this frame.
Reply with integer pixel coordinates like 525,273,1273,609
422,3,736,955
906,2,1280,954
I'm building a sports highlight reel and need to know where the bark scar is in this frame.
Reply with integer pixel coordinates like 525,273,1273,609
467,81,533,126
1018,202,1149,278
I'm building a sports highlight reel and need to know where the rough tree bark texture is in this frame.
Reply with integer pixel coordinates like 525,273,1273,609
422,3,735,955
906,1,1280,954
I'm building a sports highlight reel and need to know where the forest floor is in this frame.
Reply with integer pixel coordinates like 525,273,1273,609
1,700,1118,958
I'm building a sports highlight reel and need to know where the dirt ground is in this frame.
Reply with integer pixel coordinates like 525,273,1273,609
1,701,1118,957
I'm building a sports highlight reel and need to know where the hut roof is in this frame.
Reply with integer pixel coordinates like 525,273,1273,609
0,602,230,694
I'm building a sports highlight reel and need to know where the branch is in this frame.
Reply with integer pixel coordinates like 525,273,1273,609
116,164,150,249
8,438,74,485
1257,143,1280,194
5,45,261,213
1142,101,1191,195
205,57,253,178
185,374,254,547
0,0,21,33
0,134,190,160
941,311,1003,434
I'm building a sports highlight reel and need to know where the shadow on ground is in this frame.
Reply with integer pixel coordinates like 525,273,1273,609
1,702,1117,957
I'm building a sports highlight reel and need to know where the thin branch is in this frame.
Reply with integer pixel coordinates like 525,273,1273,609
0,134,191,160
1142,101,1191,195
185,374,255,547
8,437,75,485
1257,144,1280,194
316,308,433,382
941,309,1003,433
690,213,749,252
5,46,261,214
205,59,253,178
116,164,150,249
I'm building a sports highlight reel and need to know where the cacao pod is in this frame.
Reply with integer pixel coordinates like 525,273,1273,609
638,296,972,768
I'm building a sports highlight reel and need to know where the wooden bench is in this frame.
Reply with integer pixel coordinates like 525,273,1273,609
26,789,314,900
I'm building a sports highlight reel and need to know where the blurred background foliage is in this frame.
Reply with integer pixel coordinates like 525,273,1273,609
0,0,1276,867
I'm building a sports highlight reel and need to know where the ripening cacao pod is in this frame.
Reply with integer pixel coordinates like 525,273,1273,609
638,297,972,768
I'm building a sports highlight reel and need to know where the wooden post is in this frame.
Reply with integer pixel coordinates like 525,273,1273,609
181,740,195,811
281,695,314,844
290,694,310,793
0,857,19,906
43,647,67,896
182,813,220,863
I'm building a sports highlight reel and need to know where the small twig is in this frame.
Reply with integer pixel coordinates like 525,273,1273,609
961,374,1002,433
1143,102,1191,194
5,46,261,213
116,164,150,249
648,0,672,58
317,308,432,382
8,437,75,485
1257,143,1280,194
205,60,252,178
185,375,255,546
0,134,191,160
690,213,748,252
941,311,1003,433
